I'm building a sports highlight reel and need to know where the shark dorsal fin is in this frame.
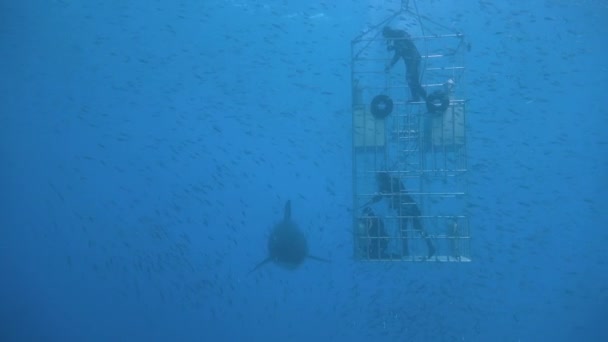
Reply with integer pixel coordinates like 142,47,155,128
284,200,291,220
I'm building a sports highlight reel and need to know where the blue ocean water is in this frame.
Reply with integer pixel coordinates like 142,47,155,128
1,0,607,341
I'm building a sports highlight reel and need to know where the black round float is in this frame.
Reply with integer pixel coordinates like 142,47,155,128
370,95,393,119
426,91,450,114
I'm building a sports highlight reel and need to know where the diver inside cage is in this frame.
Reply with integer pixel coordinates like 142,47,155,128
362,172,436,259
358,207,389,259
422,78,465,151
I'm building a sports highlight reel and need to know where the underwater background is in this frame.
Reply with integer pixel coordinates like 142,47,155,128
1,0,607,341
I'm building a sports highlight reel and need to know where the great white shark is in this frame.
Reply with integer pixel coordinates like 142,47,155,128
249,200,329,273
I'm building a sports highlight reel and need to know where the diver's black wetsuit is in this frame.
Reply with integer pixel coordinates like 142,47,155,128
384,28,427,102
360,207,388,259
374,172,435,258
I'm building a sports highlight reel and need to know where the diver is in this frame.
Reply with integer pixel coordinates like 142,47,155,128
359,207,389,259
423,78,456,151
370,171,435,258
383,26,427,102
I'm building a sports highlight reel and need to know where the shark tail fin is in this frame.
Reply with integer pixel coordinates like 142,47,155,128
308,255,331,263
248,257,272,275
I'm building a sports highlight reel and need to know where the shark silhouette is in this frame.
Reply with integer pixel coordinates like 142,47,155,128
250,200,329,273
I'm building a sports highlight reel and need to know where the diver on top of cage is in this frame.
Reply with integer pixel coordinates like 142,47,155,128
383,26,427,103
369,171,435,258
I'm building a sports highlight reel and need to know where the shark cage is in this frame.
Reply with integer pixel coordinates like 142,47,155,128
351,2,471,262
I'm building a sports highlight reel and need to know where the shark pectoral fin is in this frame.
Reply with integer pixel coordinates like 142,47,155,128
308,255,331,263
249,257,272,275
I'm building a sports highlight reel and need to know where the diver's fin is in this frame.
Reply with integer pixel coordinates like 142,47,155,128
284,200,291,220
248,257,272,275
308,255,331,263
